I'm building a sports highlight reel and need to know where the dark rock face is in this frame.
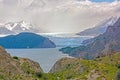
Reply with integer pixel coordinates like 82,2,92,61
0,32,56,49
61,18,120,59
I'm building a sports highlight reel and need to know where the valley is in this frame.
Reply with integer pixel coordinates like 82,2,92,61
0,0,120,80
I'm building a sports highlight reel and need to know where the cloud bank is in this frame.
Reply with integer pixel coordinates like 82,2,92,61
0,0,120,33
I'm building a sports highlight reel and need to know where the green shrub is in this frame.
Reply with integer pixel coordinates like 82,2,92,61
43,77,48,80
35,72,43,78
13,56,19,60
0,75,5,80
66,64,72,69
117,64,120,69
66,74,72,79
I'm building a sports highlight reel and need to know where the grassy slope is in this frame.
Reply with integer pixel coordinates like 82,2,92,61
0,57,43,80
0,53,119,80
40,52,120,80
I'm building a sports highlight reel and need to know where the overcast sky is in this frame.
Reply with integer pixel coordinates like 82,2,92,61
0,0,120,33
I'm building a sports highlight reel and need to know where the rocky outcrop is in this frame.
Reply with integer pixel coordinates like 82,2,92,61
0,32,56,48
50,57,79,73
50,52,120,80
0,46,43,80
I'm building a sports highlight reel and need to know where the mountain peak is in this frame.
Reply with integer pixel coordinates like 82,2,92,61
4,21,33,33
17,20,32,30
105,17,120,39
113,17,120,27
96,16,119,28
77,16,119,36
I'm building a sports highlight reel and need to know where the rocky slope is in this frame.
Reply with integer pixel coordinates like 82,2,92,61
0,46,43,80
48,52,120,80
0,32,56,48
60,17,120,59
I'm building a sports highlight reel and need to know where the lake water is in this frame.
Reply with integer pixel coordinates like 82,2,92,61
6,48,70,73
5,34,93,73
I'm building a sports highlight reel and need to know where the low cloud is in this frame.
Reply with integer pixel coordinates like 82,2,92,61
0,0,120,33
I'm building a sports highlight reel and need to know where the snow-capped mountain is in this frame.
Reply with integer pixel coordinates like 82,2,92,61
77,16,119,36
5,21,33,33
0,26,14,34
96,16,119,28
0,21,39,34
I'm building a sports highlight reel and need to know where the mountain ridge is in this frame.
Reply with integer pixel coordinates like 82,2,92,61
77,16,119,36
0,21,40,34
0,32,56,49
60,17,120,59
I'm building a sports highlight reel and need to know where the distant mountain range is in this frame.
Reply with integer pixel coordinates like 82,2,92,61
0,21,40,34
0,32,56,48
60,17,120,59
77,17,118,36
